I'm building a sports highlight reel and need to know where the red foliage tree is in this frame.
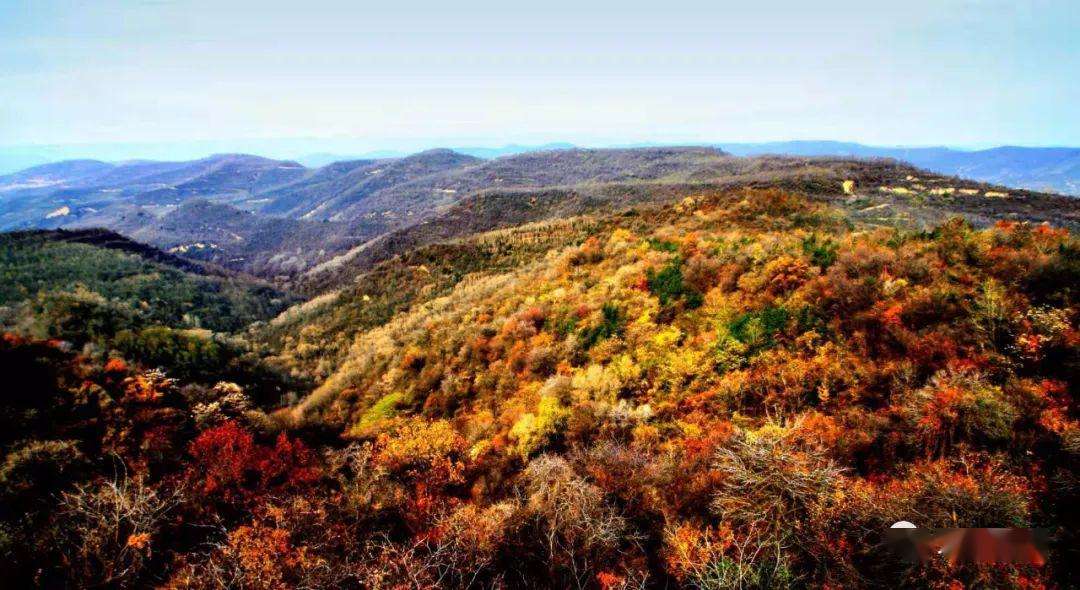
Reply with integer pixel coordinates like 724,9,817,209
188,421,319,501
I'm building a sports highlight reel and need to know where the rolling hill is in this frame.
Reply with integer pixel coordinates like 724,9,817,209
270,184,1077,589
1,149,1077,589
298,154,1080,293
0,228,293,334
2,146,1078,288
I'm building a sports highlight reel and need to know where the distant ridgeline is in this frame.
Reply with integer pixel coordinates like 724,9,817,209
2,146,1077,287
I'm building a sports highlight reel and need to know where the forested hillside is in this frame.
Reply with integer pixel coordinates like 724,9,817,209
297,155,1080,293
261,217,606,380
0,231,304,404
285,189,1078,588
0,165,1077,588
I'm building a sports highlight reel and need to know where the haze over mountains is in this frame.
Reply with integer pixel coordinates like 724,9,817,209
2,145,1078,287
715,141,1080,196
2,141,1077,195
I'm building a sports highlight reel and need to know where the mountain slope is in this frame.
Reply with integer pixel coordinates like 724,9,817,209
263,185,1076,589
261,216,604,379
255,158,382,216
718,141,1080,195
257,148,481,221
0,159,115,187
0,229,294,335
299,154,1080,293
3,172,1077,589
121,199,383,278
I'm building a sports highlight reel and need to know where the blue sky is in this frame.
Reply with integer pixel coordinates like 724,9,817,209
1,0,1076,154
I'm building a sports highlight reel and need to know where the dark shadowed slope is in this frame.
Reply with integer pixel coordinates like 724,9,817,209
115,200,379,278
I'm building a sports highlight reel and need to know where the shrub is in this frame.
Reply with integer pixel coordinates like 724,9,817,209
840,455,1033,531
433,501,521,583
59,472,182,588
522,455,629,580
190,382,254,429
188,421,256,498
32,286,134,342
113,326,229,382
648,259,704,309
188,421,318,500
0,439,85,501
374,418,466,486
711,426,842,544
647,238,680,253
691,553,795,590
324,443,396,517
510,392,571,458
802,234,839,270
905,369,1018,453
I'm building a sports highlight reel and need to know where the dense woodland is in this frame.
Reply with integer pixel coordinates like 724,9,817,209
0,184,1077,588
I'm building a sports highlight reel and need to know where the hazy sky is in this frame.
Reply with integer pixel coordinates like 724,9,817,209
1,0,1077,150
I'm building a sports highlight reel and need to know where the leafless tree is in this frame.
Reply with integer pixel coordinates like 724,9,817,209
59,463,184,587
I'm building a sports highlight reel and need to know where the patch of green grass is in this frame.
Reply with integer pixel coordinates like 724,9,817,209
353,391,405,433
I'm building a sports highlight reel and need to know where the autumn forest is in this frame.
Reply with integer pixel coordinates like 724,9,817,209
1,154,1078,589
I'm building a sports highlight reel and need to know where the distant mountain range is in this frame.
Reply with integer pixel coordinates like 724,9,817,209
0,141,580,176
2,145,1078,285
3,141,1076,196
0,147,739,278
709,141,1080,196
278,142,1080,196
295,143,578,167
230,141,1080,196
